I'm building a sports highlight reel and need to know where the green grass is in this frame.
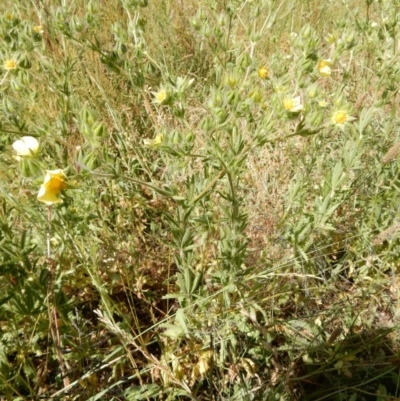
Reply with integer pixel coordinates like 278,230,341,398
1,0,400,400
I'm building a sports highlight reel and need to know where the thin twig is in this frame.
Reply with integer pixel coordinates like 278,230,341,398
46,207,70,388
46,206,51,258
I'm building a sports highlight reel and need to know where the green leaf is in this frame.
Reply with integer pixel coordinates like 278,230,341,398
160,323,185,339
124,384,160,400
175,308,188,335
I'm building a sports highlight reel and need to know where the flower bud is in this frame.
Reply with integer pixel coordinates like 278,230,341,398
10,79,22,92
249,88,263,103
325,31,339,44
172,105,185,118
215,108,228,124
223,73,239,88
226,90,239,106
70,16,85,32
185,132,194,142
93,121,106,139
201,116,213,131
239,53,251,69
344,30,356,47
2,97,15,113
208,90,223,108
306,84,318,98
83,151,100,170
19,70,32,85
87,0,98,14
81,107,98,125
191,17,201,30
300,24,312,39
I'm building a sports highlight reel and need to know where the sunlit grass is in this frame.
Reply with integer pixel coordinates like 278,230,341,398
1,0,400,400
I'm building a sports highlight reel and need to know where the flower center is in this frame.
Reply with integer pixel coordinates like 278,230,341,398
258,66,268,79
33,25,43,33
283,99,294,110
334,111,347,124
4,59,17,70
156,91,167,102
46,177,66,192
318,60,329,69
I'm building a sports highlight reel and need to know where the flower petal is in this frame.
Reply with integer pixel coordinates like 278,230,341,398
37,169,67,205
37,184,63,205
12,136,39,156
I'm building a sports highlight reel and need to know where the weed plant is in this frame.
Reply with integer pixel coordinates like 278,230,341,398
1,0,400,400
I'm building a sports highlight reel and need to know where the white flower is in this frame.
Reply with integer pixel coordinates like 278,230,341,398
12,136,39,160
331,109,355,128
283,96,304,112
318,59,332,77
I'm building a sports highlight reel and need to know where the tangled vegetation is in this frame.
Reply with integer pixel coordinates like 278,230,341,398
1,0,400,400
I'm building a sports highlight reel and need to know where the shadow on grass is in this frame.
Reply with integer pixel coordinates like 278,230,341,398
293,327,400,400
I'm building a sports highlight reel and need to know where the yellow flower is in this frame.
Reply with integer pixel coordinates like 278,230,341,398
3,59,17,70
318,100,328,108
258,66,269,79
143,133,164,148
154,88,169,104
37,169,67,205
317,59,332,77
12,136,39,160
33,25,43,34
283,96,304,112
333,111,347,124
332,109,355,127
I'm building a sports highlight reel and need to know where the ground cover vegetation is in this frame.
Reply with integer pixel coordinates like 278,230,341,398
1,0,400,399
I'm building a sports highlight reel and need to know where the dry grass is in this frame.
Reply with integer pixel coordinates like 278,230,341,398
1,0,400,400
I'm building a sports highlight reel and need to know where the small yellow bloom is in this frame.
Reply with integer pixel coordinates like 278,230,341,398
318,100,328,108
318,59,332,77
332,110,354,127
154,89,168,104
143,133,164,147
283,96,303,112
333,110,347,124
33,25,44,34
3,59,17,70
37,169,67,205
4,12,14,21
12,136,39,160
258,66,269,79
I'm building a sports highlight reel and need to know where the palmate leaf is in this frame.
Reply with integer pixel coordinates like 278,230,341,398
294,118,322,137
0,295,13,307
8,287,43,316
